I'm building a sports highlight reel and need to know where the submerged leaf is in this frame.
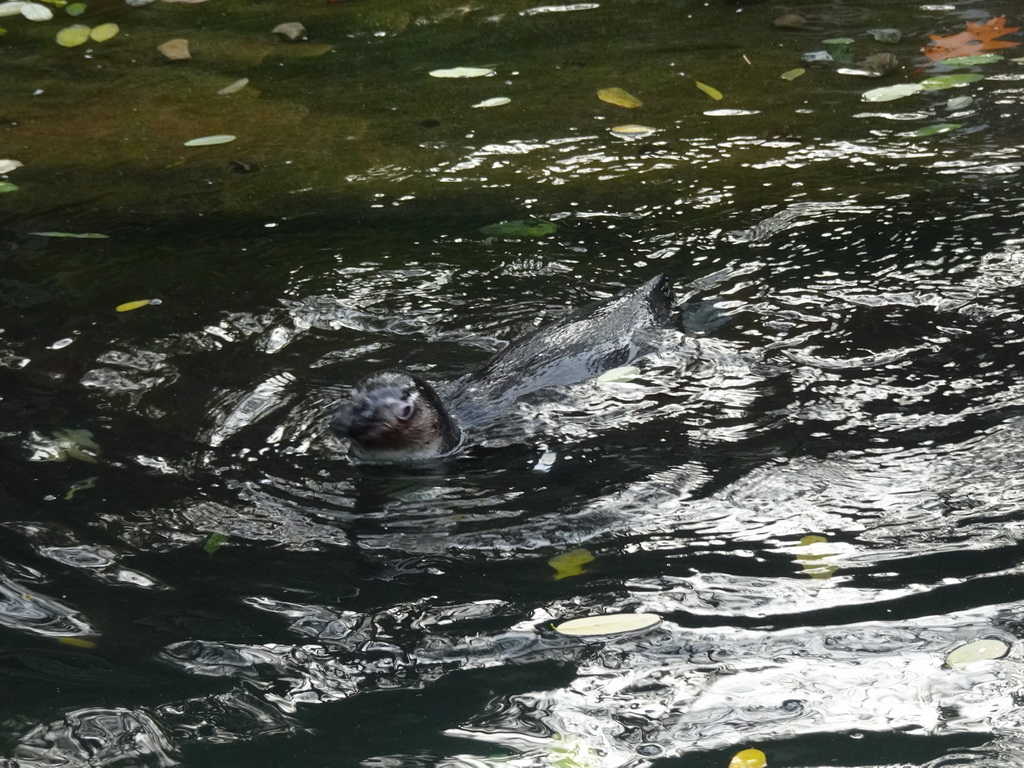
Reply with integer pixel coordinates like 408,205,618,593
556,613,661,637
429,66,494,78
0,181,18,193
55,23,90,46
796,534,838,579
695,81,724,100
942,53,1003,66
597,87,642,108
472,96,510,108
183,134,237,146
29,231,108,238
203,531,229,555
157,38,190,60
217,78,249,95
911,123,961,136
89,22,117,41
548,549,594,581
479,219,556,238
65,476,97,500
65,2,86,15
921,73,984,90
58,637,97,648
861,83,923,102
946,95,973,110
596,365,641,383
780,68,805,81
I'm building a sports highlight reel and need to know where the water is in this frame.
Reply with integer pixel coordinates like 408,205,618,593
3,0,1024,766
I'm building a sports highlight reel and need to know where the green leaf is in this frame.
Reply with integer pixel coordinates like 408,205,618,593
0,181,18,193
29,231,108,238
556,613,661,637
65,476,97,500
942,54,1003,66
780,68,805,81
861,83,923,102
597,87,642,108
89,22,117,42
55,23,90,46
479,219,557,238
822,37,855,45
695,81,723,100
65,2,86,16
912,123,961,136
921,73,985,90
203,532,229,555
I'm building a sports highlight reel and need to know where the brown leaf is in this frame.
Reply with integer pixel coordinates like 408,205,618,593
924,16,1020,61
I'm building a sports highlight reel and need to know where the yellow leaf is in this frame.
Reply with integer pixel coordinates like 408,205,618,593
780,68,805,81
695,81,724,100
65,476,97,500
729,749,767,768
797,534,838,579
89,22,118,42
55,24,90,47
548,548,595,580
597,87,642,108
116,299,152,312
59,637,97,648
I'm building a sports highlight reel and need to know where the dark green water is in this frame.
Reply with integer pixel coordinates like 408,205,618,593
3,1,1024,766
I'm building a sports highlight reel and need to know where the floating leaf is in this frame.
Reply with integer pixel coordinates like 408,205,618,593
18,1,50,19
945,639,1010,666
548,549,594,581
533,449,557,472
597,365,640,384
822,37,855,45
115,299,154,312
796,534,837,579
943,53,1003,66
55,23,90,46
780,68,805,81
946,95,973,110
89,22,117,41
203,531,229,555
0,159,22,173
925,16,1020,62
0,181,18,193
729,749,767,768
912,123,961,136
429,66,494,78
597,87,642,108
29,231,108,238
65,476,97,500
65,2,86,15
479,219,556,238
271,21,306,41
704,109,760,116
921,73,984,90
556,613,661,637
609,124,655,138
695,81,723,100
184,134,237,146
861,83,923,102
472,96,510,108
217,78,249,95
51,428,100,463
58,637,97,648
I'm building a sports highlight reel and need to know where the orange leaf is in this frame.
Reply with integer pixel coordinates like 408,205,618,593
924,16,1020,61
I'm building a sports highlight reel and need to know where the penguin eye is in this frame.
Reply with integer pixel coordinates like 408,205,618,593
395,401,415,421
